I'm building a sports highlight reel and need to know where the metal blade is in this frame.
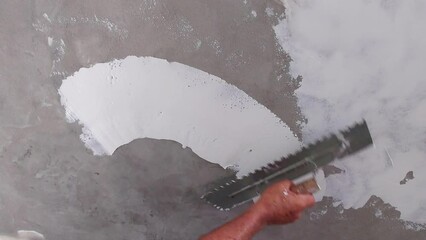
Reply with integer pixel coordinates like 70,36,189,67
201,120,373,210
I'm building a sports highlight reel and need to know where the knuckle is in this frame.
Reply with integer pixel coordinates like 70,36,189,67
278,180,292,189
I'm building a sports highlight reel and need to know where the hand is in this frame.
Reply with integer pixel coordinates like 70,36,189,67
251,180,315,225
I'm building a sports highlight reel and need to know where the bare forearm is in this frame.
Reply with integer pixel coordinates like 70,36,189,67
199,206,266,240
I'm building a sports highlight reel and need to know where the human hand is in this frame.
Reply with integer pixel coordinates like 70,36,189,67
251,180,315,225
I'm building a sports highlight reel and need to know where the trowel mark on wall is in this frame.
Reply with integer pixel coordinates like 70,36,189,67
59,56,301,176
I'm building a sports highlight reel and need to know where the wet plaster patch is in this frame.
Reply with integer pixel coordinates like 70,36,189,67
58,56,301,176
275,0,426,225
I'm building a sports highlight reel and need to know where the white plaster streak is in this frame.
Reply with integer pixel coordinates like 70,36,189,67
59,56,301,176
43,13,51,23
276,0,426,224
47,37,53,47
0,230,44,240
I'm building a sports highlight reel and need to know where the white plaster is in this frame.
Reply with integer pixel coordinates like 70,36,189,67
0,231,44,240
59,56,301,176
276,0,426,224
265,7,275,17
47,37,53,47
42,13,51,23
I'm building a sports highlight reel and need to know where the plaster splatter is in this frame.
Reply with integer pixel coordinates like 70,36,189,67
59,56,301,176
275,0,426,224
265,7,275,17
57,16,128,39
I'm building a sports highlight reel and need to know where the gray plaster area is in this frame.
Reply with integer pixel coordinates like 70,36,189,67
0,0,425,239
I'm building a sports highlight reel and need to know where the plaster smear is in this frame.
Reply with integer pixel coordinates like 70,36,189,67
59,56,301,176
0,230,44,240
276,0,426,224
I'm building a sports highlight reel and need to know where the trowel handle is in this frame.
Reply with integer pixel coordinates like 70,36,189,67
290,178,320,194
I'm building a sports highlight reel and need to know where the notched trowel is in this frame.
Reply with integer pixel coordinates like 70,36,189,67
202,120,373,210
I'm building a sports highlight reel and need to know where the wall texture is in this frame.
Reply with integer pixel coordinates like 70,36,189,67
0,0,424,239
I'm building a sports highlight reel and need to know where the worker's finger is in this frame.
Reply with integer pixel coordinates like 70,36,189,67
276,179,293,190
263,180,292,196
298,194,315,208
294,194,316,210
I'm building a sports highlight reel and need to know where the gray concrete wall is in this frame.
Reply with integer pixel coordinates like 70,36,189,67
0,0,425,239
